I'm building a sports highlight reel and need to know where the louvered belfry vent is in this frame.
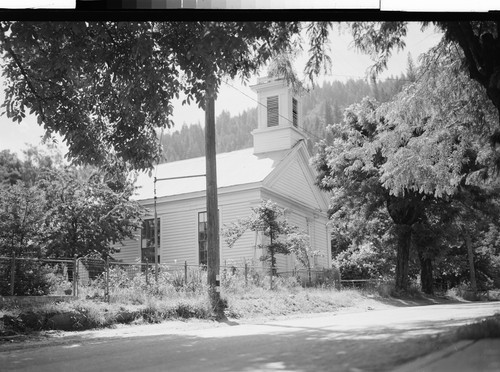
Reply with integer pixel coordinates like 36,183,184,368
267,95,279,127
250,76,305,154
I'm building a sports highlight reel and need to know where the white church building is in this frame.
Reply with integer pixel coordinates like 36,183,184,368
113,76,332,272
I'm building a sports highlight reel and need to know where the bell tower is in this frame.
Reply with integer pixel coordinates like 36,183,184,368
250,76,306,155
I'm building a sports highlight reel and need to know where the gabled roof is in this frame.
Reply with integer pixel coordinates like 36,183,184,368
133,147,290,201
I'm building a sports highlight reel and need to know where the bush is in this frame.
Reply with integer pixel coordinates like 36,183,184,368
0,260,57,296
333,242,394,280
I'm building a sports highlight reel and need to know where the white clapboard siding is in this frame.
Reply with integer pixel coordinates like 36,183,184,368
112,230,141,263
312,217,328,268
220,201,259,265
269,157,321,210
288,210,309,270
161,208,198,266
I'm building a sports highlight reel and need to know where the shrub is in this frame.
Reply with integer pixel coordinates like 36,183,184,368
0,260,57,296
333,242,394,280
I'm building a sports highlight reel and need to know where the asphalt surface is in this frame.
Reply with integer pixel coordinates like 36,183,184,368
1,302,499,372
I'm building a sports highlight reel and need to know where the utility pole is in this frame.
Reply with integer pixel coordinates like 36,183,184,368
205,90,223,318
154,177,159,282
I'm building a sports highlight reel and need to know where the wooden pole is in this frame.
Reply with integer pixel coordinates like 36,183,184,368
73,255,78,297
205,91,223,317
105,255,110,303
154,178,159,282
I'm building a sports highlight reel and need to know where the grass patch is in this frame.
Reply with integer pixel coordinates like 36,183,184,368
224,288,363,318
0,266,460,336
455,314,500,340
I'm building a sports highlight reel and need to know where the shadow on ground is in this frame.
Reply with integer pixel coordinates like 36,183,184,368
0,308,479,372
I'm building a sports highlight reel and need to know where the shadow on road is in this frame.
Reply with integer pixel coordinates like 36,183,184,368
1,309,478,372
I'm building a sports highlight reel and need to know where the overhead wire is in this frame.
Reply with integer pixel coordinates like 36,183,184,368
222,80,326,143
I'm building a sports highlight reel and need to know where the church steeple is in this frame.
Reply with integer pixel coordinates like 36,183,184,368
250,76,305,155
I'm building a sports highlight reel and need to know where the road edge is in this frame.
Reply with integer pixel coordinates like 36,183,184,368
391,339,476,372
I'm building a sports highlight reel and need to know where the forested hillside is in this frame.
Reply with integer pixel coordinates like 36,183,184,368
160,75,408,161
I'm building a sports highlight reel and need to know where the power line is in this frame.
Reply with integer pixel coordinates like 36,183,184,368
223,80,325,143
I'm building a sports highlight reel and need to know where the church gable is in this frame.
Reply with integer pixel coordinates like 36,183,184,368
264,145,328,212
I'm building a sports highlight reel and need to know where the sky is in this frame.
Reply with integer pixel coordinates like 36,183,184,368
0,22,443,158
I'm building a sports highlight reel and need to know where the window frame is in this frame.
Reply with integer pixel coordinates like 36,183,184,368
198,211,208,266
141,218,160,264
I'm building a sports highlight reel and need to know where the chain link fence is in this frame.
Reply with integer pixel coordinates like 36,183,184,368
0,256,77,296
1,256,343,299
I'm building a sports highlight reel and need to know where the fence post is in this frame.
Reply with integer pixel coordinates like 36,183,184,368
105,256,110,303
184,261,188,286
10,252,15,296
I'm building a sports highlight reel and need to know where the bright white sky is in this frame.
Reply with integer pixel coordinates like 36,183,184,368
0,22,443,158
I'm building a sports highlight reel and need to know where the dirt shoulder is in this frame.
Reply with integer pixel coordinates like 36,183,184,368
0,294,462,351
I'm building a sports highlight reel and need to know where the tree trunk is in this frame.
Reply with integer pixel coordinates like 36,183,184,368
394,224,412,292
464,229,477,296
418,252,434,295
205,92,224,318
386,195,422,293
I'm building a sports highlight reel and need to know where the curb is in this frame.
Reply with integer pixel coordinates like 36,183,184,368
391,340,476,372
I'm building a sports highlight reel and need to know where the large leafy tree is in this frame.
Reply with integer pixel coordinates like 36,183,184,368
0,183,47,258
349,21,500,150
40,167,144,258
312,97,426,291
314,38,499,292
0,21,331,170
0,146,144,259
0,150,23,186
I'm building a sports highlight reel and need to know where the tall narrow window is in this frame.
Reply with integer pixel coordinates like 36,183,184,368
267,95,279,127
292,97,298,128
198,212,208,266
141,218,160,264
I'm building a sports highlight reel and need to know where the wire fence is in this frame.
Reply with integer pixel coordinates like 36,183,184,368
1,256,345,299
0,256,77,297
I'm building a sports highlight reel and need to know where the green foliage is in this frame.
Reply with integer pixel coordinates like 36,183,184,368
286,232,322,274
312,39,500,293
350,22,409,76
0,183,47,257
377,42,498,198
334,242,395,280
40,167,144,258
0,21,333,170
349,22,500,132
0,261,56,296
0,146,144,261
222,200,313,275
0,150,23,185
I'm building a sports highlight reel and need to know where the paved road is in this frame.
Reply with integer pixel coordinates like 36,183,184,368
1,302,499,372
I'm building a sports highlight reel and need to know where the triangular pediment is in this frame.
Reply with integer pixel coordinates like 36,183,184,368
263,142,329,212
